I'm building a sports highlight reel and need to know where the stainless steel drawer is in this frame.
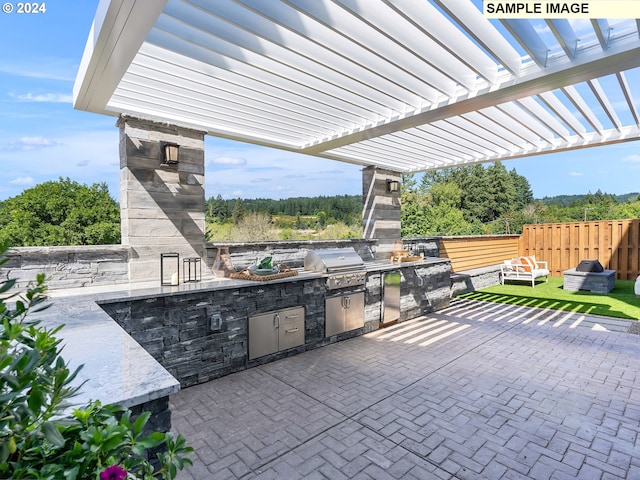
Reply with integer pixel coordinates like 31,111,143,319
248,306,305,360
278,307,305,351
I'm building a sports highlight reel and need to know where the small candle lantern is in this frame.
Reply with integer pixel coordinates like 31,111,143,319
183,257,202,283
160,253,180,286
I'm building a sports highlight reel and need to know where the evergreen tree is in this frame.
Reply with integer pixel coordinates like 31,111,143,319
232,198,245,225
213,194,229,222
509,168,534,209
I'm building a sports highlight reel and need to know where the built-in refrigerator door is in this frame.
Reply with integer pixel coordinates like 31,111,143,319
382,271,401,325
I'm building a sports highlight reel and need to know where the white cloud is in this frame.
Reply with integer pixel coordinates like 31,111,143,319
209,156,246,166
250,177,272,183
11,92,73,103
0,60,77,82
77,160,89,167
621,154,640,163
9,176,35,185
9,136,60,151
0,128,120,201
569,171,584,176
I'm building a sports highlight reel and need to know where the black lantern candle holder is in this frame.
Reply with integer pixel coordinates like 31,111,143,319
160,253,180,286
183,257,202,283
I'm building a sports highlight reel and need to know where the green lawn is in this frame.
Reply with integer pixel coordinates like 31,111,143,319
460,277,640,320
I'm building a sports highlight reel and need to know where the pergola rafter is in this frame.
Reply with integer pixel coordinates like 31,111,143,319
74,0,640,172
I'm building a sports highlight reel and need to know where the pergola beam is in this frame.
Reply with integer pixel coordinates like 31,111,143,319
301,44,640,154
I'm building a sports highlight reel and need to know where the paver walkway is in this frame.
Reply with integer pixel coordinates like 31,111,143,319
171,299,640,479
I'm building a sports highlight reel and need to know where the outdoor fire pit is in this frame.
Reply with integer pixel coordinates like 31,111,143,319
563,260,616,293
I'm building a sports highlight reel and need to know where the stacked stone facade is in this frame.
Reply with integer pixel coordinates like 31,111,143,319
101,260,451,388
1,245,129,290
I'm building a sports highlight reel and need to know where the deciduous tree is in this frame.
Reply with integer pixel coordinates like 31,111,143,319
0,178,120,246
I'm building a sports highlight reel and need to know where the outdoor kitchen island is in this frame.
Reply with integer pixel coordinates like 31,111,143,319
99,255,451,388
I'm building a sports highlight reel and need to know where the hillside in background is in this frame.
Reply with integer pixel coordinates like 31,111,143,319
538,192,640,206
206,194,362,226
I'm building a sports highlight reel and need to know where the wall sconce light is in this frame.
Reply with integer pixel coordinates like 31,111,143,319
161,142,180,166
387,179,400,194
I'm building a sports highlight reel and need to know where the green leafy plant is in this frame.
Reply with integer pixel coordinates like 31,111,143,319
257,256,273,269
0,243,193,479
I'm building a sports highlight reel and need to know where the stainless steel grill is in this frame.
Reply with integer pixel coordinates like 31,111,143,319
305,247,366,337
304,247,366,290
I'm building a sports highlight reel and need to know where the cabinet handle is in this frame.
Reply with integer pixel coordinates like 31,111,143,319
285,314,299,319
274,313,280,328
346,296,351,309
285,328,299,333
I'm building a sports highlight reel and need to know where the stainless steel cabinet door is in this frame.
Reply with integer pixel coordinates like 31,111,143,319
344,292,365,332
326,292,364,337
248,312,279,360
325,295,346,337
278,307,305,351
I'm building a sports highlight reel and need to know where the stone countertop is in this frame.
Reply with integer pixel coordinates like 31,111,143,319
39,290,180,411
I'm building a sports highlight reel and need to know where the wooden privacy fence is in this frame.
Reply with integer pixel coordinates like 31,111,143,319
439,235,520,272
519,220,640,280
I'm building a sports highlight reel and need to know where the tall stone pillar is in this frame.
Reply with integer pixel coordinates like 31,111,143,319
118,116,208,283
362,167,402,260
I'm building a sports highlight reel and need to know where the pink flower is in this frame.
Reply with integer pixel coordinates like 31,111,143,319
100,465,127,480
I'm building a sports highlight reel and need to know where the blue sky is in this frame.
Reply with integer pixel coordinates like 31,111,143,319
0,2,639,203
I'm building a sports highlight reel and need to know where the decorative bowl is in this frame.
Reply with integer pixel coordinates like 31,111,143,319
254,266,279,276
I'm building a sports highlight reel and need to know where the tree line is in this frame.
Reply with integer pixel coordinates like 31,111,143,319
1,174,638,247
206,194,362,227
402,162,640,237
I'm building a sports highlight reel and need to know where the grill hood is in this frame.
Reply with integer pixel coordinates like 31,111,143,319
304,248,365,273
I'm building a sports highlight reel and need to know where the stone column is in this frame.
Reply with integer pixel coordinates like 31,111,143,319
118,116,209,283
362,167,402,260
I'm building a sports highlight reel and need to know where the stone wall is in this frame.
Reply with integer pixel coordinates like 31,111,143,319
450,265,502,296
207,239,377,273
365,261,451,329
128,396,172,465
101,259,451,388
400,237,441,258
0,245,130,290
100,277,327,387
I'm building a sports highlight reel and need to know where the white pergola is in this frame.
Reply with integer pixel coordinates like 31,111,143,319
73,0,640,172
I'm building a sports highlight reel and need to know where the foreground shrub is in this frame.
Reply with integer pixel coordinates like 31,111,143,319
0,243,192,479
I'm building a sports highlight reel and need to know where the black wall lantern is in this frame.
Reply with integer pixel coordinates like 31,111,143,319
387,179,400,194
161,142,180,166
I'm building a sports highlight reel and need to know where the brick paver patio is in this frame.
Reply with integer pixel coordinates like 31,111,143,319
171,299,640,479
